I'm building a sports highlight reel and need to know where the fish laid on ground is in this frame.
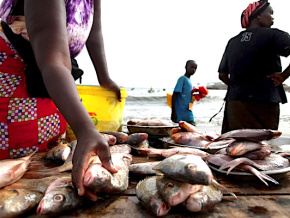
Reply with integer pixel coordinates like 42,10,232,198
183,184,223,212
135,147,211,160
127,133,148,145
128,118,172,126
0,149,38,188
226,141,271,157
171,132,211,148
207,154,278,186
153,155,213,185
83,153,132,193
109,144,132,154
136,176,171,217
156,176,202,206
46,141,71,162
36,176,83,215
100,133,117,145
0,175,68,217
170,127,183,136
102,131,128,144
220,153,290,173
179,121,204,135
213,129,282,142
243,146,271,160
129,161,161,175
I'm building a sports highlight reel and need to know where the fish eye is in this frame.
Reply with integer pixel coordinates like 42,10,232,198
53,194,65,202
166,183,174,188
186,163,196,171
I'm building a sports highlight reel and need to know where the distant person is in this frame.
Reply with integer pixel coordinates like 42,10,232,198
171,60,197,125
218,0,290,133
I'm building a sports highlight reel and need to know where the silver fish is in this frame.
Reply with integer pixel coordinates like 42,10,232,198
36,176,83,215
129,161,161,175
226,141,270,157
83,153,132,193
153,155,213,185
136,176,171,217
0,149,38,188
214,129,282,142
183,184,223,212
156,176,202,206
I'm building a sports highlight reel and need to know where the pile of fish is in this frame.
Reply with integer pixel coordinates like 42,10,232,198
127,118,173,126
0,131,137,217
136,154,225,216
207,129,290,186
169,121,235,149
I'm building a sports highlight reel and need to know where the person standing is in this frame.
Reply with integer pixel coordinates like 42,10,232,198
218,0,290,133
171,60,197,125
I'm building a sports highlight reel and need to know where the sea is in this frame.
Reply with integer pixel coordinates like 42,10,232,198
122,87,290,136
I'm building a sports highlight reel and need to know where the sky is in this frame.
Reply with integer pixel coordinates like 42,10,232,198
76,0,290,88
1,0,289,88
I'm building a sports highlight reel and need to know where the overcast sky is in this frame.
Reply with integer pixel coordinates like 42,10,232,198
1,0,289,88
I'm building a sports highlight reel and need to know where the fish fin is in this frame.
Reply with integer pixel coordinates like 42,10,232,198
212,179,237,199
155,170,164,176
219,158,263,174
204,141,213,148
247,167,279,186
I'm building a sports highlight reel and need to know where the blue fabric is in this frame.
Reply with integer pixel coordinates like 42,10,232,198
174,75,194,122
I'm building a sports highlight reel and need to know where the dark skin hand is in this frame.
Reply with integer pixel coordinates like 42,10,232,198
267,64,290,86
86,1,121,101
218,72,230,85
25,0,118,201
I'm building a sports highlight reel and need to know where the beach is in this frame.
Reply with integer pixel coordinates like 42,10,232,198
122,88,290,136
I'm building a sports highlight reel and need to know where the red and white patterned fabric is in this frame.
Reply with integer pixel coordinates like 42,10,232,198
0,31,66,160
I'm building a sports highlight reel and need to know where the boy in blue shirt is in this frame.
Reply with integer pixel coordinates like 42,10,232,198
171,60,197,125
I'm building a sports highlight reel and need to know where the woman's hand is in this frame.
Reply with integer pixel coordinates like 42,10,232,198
101,79,121,102
71,128,118,201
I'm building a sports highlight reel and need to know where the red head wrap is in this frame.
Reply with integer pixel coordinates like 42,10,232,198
241,0,270,28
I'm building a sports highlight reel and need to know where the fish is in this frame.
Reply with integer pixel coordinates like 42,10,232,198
0,149,38,188
220,154,290,172
100,133,117,145
0,188,43,218
183,184,223,212
207,154,279,186
153,155,213,185
129,161,161,175
171,132,211,148
213,129,282,142
128,118,172,126
109,144,132,154
136,176,171,216
156,176,202,206
135,147,211,160
226,141,270,157
179,121,204,134
46,140,71,162
0,175,68,217
102,131,128,144
127,133,148,145
36,176,83,215
83,153,132,193
243,146,271,160
170,127,183,136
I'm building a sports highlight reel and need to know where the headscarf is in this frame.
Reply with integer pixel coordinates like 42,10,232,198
241,0,270,28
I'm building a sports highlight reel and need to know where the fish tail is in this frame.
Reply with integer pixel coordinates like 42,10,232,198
212,179,237,199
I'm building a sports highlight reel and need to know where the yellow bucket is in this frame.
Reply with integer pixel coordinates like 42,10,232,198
66,85,127,142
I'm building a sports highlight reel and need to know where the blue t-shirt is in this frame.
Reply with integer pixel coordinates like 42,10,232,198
174,75,194,122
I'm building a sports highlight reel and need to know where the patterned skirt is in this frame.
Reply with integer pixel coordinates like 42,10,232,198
0,32,66,160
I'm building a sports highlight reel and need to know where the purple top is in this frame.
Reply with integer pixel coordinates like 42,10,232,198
0,0,94,57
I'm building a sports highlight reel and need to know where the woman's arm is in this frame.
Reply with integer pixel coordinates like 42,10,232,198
219,72,230,85
86,0,121,101
24,0,117,200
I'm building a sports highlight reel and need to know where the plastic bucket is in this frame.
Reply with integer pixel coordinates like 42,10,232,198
66,85,127,142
